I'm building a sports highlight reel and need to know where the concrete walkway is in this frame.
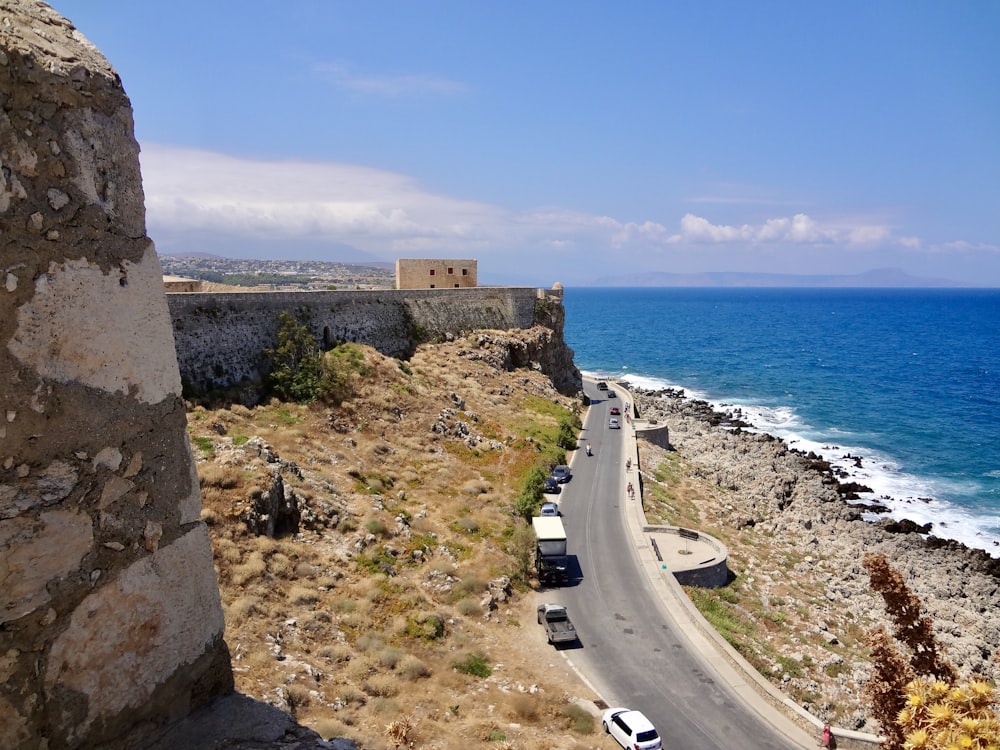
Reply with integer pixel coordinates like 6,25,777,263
608,380,880,750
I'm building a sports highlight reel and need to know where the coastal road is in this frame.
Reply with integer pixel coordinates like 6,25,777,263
552,383,802,750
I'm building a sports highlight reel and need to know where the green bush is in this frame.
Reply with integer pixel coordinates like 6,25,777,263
563,703,596,734
263,311,324,402
262,313,369,405
513,464,549,521
452,653,492,678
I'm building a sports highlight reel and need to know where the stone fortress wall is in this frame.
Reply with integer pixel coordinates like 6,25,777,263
167,285,564,395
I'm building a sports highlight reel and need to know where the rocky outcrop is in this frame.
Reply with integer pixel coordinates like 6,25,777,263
1,4,231,748
632,387,1000,729
460,326,582,396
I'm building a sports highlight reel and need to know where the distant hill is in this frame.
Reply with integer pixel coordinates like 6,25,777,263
591,267,969,288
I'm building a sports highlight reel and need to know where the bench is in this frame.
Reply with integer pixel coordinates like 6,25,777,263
678,528,700,542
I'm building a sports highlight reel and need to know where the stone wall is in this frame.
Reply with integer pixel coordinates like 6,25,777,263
167,285,572,396
0,5,232,748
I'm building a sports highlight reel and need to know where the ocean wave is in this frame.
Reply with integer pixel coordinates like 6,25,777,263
595,369,1000,555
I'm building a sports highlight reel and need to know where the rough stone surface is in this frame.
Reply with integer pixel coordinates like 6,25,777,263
0,3,231,747
166,286,581,398
632,387,1000,730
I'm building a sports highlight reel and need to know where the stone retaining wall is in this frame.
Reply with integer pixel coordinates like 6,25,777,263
167,286,563,395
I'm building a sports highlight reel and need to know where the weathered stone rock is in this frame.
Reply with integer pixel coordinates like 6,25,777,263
1,4,231,747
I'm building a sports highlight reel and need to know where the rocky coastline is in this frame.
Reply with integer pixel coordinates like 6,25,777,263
629,386,1000,730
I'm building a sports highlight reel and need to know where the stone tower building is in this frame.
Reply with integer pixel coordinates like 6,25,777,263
395,258,477,288
1,3,232,748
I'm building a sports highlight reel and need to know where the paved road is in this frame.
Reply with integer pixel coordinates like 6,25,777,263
551,383,803,750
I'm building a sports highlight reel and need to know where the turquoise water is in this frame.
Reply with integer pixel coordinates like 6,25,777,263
563,287,1000,554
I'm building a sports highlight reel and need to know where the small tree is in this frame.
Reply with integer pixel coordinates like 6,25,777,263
513,465,548,522
507,519,537,586
263,311,323,402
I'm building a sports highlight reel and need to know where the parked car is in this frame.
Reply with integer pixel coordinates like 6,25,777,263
550,465,572,483
607,389,617,399
608,417,621,429
609,406,621,415
596,381,609,390
602,708,662,750
543,477,561,494
539,501,559,517
537,603,578,645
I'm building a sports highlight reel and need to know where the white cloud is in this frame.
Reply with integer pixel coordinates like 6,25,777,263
139,144,991,275
666,212,893,247
313,62,467,97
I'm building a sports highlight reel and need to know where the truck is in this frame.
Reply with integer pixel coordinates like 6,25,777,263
537,603,578,645
532,516,568,585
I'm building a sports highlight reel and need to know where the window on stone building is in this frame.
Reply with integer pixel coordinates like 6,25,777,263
462,268,469,276
447,267,454,274
454,283,460,288
429,269,435,276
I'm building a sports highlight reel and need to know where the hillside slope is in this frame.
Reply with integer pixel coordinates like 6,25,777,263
188,329,599,749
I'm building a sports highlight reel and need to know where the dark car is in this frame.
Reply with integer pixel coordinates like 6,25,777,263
550,465,572,483
596,381,609,390
543,477,561,494
607,389,617,399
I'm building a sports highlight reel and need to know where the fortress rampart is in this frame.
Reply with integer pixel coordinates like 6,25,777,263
167,285,566,395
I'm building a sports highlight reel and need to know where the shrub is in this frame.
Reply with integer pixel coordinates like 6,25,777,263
506,693,538,722
400,656,431,680
355,632,385,653
456,597,481,616
263,311,324,403
362,674,400,697
378,646,404,668
506,520,536,586
403,612,445,641
453,653,492,678
287,585,319,605
563,703,595,734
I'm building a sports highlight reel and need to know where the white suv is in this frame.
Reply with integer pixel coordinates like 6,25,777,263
602,707,662,750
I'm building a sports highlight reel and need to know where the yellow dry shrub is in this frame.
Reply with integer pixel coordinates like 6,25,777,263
362,673,400,698
900,677,999,750
198,463,241,489
230,551,267,587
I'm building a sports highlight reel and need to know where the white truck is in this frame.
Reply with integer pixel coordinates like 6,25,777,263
537,603,578,645
532,516,568,585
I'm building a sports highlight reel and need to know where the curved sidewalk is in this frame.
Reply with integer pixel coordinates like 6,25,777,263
610,380,881,750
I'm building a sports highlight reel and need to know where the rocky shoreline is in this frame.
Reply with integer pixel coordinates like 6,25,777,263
630,386,1000,729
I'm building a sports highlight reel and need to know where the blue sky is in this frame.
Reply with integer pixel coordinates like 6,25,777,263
50,1,1000,286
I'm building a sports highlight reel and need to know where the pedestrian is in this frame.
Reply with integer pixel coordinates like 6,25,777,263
819,723,836,749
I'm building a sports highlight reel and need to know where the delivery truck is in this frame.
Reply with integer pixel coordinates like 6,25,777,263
532,516,568,585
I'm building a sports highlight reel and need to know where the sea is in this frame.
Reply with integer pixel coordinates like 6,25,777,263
562,287,1000,556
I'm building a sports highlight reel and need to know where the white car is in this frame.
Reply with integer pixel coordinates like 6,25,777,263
539,501,559,517
608,417,621,429
602,708,662,750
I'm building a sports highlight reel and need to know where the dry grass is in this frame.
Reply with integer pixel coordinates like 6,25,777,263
189,338,601,746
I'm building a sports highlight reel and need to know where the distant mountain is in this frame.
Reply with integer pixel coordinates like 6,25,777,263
590,267,969,288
